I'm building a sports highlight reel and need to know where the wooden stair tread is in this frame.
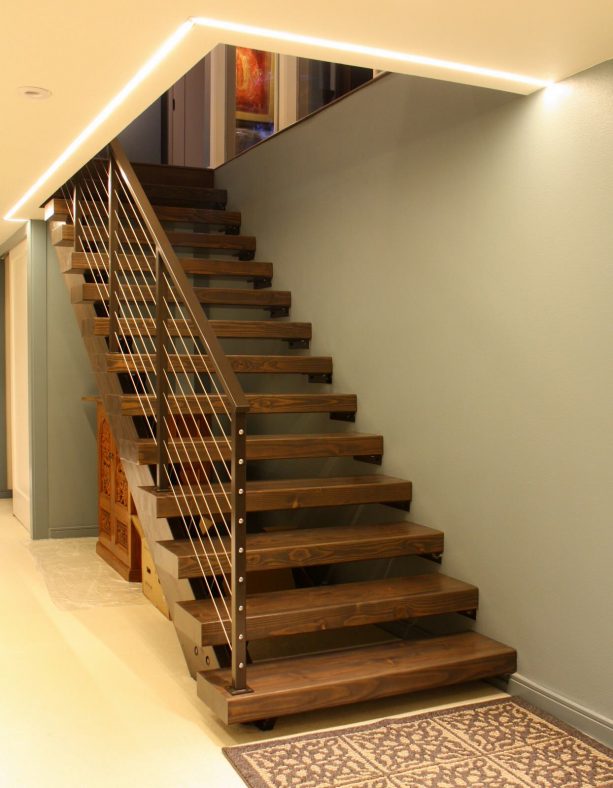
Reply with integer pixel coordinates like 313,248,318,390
44,198,240,229
77,283,289,307
156,522,444,579
54,223,255,252
142,182,227,208
142,475,412,518
112,392,353,416
176,574,478,644
106,354,332,376
133,161,215,188
197,631,517,723
157,521,443,578
90,318,310,340
122,432,382,464
65,252,271,280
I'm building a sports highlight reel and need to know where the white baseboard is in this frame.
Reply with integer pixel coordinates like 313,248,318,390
12,489,30,532
490,673,613,748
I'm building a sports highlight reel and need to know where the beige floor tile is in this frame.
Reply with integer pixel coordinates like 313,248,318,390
0,500,506,787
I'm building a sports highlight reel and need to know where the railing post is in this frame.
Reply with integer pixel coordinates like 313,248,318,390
230,408,249,693
73,180,82,252
155,249,170,492
107,158,120,352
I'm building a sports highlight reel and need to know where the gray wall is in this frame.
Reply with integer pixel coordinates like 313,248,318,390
45,232,98,537
118,98,162,164
216,64,613,724
25,223,98,539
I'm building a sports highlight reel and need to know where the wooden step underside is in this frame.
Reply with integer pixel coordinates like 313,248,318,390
106,354,332,376
176,574,478,645
157,521,443,579
111,392,354,417
45,198,241,230
89,318,310,341
76,283,289,309
53,223,255,254
143,475,412,518
122,432,382,464
64,252,271,282
198,631,517,723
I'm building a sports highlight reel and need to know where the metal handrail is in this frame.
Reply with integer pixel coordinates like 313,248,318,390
69,140,250,692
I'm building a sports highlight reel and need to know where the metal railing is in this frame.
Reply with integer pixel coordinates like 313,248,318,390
62,139,250,692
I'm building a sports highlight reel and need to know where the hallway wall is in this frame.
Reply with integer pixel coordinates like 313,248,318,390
216,63,613,725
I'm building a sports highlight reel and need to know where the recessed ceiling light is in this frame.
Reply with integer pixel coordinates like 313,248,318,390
18,85,52,100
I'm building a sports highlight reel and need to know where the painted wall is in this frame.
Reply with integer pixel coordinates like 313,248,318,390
118,98,163,164
6,238,30,528
216,64,613,722
45,231,98,538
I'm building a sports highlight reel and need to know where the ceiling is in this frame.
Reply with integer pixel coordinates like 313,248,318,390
2,0,612,246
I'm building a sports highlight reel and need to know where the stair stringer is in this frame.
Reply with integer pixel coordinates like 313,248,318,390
51,241,219,678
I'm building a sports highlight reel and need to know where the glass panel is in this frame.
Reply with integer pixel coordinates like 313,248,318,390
297,58,373,120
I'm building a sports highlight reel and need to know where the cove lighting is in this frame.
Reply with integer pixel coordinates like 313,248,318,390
4,20,194,222
4,16,554,224
191,17,555,90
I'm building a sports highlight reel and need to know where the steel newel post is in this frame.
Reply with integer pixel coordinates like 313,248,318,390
155,249,170,492
73,180,81,252
230,408,250,693
107,158,120,352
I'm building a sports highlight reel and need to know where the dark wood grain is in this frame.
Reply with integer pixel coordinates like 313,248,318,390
166,230,255,253
157,521,443,579
176,574,478,645
142,182,227,208
66,253,270,279
106,353,332,376
90,318,309,340
113,392,355,417
197,632,517,723
78,283,289,308
143,475,412,518
133,162,215,188
121,432,382,464
55,223,256,253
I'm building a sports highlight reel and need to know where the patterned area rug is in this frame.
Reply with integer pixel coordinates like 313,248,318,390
224,697,613,787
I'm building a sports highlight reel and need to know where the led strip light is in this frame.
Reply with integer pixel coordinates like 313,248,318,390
4,16,554,222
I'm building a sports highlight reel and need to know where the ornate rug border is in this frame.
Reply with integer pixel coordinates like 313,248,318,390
223,696,613,788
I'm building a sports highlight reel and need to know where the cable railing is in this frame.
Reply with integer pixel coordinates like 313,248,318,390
60,139,250,693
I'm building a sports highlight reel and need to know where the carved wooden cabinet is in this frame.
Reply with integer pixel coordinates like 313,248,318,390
96,403,142,581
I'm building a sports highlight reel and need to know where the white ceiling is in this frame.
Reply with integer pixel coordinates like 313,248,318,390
2,0,612,246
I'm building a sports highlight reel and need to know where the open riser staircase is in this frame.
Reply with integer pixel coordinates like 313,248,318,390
46,140,516,726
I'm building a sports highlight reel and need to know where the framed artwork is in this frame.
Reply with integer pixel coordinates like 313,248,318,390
235,47,276,123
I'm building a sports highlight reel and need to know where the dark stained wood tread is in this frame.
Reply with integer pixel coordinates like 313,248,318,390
64,253,270,281
112,392,355,417
176,574,478,645
90,318,309,341
142,475,412,518
197,631,517,723
106,354,332,376
53,223,255,254
44,198,240,229
157,521,443,579
121,432,382,464
142,182,227,209
76,283,289,309
133,161,215,189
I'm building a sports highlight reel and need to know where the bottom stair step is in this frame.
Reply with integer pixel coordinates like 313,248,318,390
197,631,516,723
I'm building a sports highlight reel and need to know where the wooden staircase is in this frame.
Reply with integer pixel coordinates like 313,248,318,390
47,143,516,726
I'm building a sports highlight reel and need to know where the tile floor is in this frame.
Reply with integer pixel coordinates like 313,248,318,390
0,500,505,787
